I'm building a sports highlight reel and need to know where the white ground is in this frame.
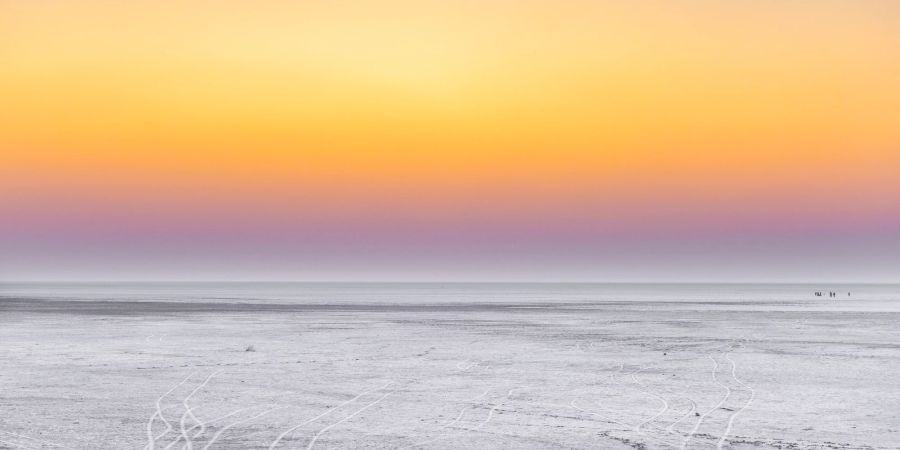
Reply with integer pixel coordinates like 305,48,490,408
1,298,899,449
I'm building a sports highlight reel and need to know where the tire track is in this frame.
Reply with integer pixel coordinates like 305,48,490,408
630,371,670,434
398,389,490,450
183,407,247,442
665,398,697,434
717,352,756,450
0,431,74,450
581,345,699,443
570,400,680,449
166,371,219,450
145,372,196,450
0,437,37,450
304,387,394,450
582,363,683,444
681,353,731,450
202,406,287,450
267,382,391,450
468,387,525,433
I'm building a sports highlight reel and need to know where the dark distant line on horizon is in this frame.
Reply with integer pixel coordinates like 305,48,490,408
2,280,898,285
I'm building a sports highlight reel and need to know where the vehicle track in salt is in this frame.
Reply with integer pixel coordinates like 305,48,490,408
393,353,518,448
267,382,392,450
569,399,681,449
620,369,698,439
304,387,395,450
631,369,698,437
166,371,219,450
0,437,37,450
568,336,732,449
681,349,733,450
145,372,197,450
610,364,684,437
468,387,527,433
397,389,491,450
179,406,248,445
665,398,697,434
716,351,756,450
583,339,699,439
400,385,526,449
630,370,671,434
0,431,74,450
595,362,690,447
201,406,287,450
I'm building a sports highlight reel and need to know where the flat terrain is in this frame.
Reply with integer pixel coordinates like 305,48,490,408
1,290,899,449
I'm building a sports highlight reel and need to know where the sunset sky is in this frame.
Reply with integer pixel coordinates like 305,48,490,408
2,0,899,281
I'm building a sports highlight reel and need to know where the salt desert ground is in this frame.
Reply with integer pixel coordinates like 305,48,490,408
1,283,898,449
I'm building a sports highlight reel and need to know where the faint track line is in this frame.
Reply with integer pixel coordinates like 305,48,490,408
165,371,219,450
0,437,37,450
398,389,490,450
0,431,74,450
305,388,394,450
631,371,670,434
717,352,756,450
469,387,525,433
597,363,679,441
397,385,522,449
202,406,287,450
682,352,731,450
146,372,196,450
184,407,248,441
570,400,680,449
604,361,697,438
267,382,391,450
665,398,697,434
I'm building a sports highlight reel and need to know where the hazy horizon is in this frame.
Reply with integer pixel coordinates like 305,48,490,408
4,1,899,284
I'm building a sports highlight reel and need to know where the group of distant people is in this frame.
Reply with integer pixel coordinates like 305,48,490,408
814,291,850,298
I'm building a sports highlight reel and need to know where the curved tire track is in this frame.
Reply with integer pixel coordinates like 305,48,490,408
717,352,756,450
267,382,391,450
304,387,394,450
681,354,731,450
145,372,196,450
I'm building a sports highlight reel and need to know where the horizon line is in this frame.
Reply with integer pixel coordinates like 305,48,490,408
2,280,898,285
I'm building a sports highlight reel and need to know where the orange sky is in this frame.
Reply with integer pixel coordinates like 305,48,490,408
2,0,899,280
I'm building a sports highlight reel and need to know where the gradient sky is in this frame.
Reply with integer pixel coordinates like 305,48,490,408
2,0,899,281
